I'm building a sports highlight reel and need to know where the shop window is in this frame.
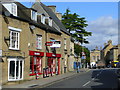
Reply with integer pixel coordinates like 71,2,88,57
30,57,42,75
36,35,42,49
8,58,24,81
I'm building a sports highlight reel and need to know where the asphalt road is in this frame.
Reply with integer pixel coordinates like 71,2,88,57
43,68,119,89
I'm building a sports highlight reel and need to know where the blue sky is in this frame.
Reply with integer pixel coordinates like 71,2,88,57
43,2,118,21
18,1,118,50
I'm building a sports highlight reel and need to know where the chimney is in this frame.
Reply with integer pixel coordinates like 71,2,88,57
108,40,112,45
47,5,56,13
56,12,62,21
104,43,107,47
95,46,98,50
35,0,40,2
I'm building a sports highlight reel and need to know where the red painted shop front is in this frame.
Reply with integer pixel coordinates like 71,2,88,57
29,51,44,76
46,53,61,75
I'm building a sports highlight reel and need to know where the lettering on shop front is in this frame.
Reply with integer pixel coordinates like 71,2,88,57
34,52,40,55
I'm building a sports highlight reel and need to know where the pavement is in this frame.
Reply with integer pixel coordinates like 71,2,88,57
2,68,89,89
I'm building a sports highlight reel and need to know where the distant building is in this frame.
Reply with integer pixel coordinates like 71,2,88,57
90,46,101,67
100,40,113,66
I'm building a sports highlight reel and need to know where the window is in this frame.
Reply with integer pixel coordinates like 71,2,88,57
31,10,37,21
30,57,42,75
64,38,67,49
49,18,52,27
45,17,52,26
45,17,49,25
8,58,24,81
8,26,21,50
11,3,17,16
97,56,99,60
93,56,96,60
9,31,20,50
36,35,42,49
41,15,45,24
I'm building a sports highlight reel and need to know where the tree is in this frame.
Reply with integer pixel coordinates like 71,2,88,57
62,8,92,44
74,44,90,66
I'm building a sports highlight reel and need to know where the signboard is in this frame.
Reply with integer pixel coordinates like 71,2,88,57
45,42,53,46
50,41,61,48
29,51,44,56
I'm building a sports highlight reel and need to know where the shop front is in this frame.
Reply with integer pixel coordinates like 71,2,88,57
46,53,61,75
29,51,44,76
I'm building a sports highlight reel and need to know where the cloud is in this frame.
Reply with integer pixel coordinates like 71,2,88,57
84,16,118,50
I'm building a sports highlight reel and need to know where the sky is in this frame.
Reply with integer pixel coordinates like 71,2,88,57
16,0,118,50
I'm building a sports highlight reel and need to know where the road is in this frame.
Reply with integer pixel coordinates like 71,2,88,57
43,68,119,89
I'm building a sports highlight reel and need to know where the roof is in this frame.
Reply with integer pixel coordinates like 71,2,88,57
0,2,61,35
33,2,70,36
103,44,109,50
110,45,118,50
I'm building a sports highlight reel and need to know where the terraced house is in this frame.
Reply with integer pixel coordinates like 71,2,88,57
0,1,73,85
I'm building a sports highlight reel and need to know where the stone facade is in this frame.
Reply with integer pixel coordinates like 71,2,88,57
0,1,74,85
90,46,101,67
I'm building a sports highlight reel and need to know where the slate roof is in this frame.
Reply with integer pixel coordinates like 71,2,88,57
0,1,61,35
33,2,70,36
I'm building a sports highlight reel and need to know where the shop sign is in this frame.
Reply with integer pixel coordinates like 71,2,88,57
29,51,44,56
50,41,61,48
46,53,61,58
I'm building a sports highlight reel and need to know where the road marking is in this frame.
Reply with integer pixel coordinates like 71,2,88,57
83,81,91,87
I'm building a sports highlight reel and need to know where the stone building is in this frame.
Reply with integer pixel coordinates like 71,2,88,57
110,45,119,62
100,40,113,66
0,1,73,85
90,46,101,67
32,2,71,74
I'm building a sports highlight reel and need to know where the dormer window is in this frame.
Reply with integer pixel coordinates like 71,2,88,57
11,3,17,16
49,17,52,27
31,10,37,21
2,3,17,16
45,17,49,25
45,17,52,26
41,14,45,24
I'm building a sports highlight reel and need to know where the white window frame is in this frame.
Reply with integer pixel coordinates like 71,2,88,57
49,18,52,27
11,3,17,16
2,3,17,16
45,17,49,25
36,35,42,49
8,26,21,50
41,15,45,24
31,10,37,21
8,58,24,81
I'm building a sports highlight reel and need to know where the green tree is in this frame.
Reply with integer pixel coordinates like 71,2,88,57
62,8,92,44
74,44,90,65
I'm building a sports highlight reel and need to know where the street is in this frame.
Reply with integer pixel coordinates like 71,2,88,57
42,68,119,89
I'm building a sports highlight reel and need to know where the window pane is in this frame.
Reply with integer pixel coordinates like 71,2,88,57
16,61,19,79
20,61,23,78
9,61,15,79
